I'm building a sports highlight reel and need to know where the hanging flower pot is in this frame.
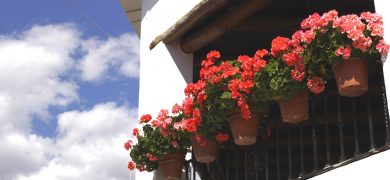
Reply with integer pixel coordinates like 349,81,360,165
228,110,259,145
332,58,368,97
191,138,217,163
159,152,185,180
278,91,309,123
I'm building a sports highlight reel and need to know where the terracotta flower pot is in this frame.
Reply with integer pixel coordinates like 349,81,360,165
159,152,185,180
192,138,217,163
228,111,259,145
278,91,309,123
332,58,368,97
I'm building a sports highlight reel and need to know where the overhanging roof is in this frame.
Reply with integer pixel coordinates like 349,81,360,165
149,0,271,54
119,0,141,37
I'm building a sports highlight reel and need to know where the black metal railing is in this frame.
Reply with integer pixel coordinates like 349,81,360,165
183,69,390,180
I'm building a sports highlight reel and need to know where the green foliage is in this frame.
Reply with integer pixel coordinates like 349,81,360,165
130,114,191,172
196,81,233,139
303,21,383,80
262,56,306,101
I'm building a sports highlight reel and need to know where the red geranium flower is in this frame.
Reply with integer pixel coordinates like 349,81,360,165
376,40,390,55
124,140,133,150
206,50,221,60
282,52,301,67
307,76,325,94
136,164,145,172
253,59,267,72
215,132,229,143
151,120,159,127
301,12,321,29
146,153,159,162
290,69,305,81
128,161,135,171
183,97,194,116
139,114,152,123
237,98,251,120
271,36,291,57
335,46,352,59
254,49,268,59
171,103,182,114
172,141,179,148
132,128,139,136
197,91,207,105
194,133,206,146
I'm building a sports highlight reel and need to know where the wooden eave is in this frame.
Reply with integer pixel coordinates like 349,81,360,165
120,0,141,37
149,0,231,50
149,0,271,53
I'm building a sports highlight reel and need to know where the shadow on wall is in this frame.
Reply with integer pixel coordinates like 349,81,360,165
142,0,159,19
166,42,194,84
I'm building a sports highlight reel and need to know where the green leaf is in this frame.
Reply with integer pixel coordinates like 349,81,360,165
221,91,232,99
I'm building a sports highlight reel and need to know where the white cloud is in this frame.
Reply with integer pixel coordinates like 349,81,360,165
0,24,139,180
16,103,137,180
78,33,140,82
0,23,79,133
0,134,53,180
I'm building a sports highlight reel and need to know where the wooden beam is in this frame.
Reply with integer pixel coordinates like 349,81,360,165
149,0,230,50
231,17,301,32
180,0,271,54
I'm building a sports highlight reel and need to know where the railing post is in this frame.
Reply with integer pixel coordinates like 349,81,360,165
324,96,331,166
299,124,306,177
226,147,230,180
245,150,248,180
287,126,293,180
311,100,318,171
192,153,196,180
337,96,346,161
352,98,361,156
276,125,281,180
366,93,376,151
185,160,189,180
255,140,259,180
235,149,239,180
265,124,269,180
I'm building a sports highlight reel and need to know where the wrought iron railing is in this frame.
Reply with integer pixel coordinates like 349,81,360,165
183,66,390,180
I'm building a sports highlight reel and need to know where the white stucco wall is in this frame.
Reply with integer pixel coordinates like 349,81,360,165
137,0,202,179
136,0,390,179
311,150,390,180
139,0,201,117
311,0,390,179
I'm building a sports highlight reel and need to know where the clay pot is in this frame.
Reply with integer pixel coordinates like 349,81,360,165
159,152,185,180
192,138,217,163
228,111,259,145
278,91,309,123
332,58,368,97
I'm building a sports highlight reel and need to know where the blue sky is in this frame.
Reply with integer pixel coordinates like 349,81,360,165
0,0,139,179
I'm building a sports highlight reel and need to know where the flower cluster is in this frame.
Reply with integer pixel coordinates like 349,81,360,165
126,105,191,172
298,10,389,94
228,50,268,119
181,51,237,144
265,34,314,100
303,10,389,65
307,76,326,94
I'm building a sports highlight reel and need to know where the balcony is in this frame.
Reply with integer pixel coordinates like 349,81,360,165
182,62,390,179
175,0,390,178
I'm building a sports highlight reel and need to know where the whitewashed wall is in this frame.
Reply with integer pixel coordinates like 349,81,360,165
311,0,390,179
137,0,202,179
311,150,390,180
136,0,390,179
